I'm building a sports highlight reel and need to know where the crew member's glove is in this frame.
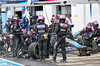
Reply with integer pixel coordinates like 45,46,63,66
44,34,48,39
9,34,13,39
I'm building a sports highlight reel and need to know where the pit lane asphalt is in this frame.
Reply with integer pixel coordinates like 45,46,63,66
0,56,56,66
1,51,100,66
0,51,78,66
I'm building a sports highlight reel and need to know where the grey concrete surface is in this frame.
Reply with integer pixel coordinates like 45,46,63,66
0,51,100,66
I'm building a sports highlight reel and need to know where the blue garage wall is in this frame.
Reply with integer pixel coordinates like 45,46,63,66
22,6,29,19
2,13,6,33
32,0,39,1
22,6,29,31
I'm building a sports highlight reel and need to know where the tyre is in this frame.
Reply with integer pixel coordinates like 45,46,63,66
28,42,39,59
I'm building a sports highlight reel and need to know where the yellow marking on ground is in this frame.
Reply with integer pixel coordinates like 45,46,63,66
56,57,59,59
96,53,100,55
82,56,87,57
73,51,79,52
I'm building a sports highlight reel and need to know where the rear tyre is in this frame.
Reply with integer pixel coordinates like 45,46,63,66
28,42,39,59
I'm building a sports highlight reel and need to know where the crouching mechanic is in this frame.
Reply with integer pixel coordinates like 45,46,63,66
79,24,93,46
18,31,32,58
35,16,48,61
51,15,67,63
86,21,100,46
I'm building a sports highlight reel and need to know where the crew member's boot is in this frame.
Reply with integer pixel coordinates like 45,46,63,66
60,59,66,62
50,58,56,63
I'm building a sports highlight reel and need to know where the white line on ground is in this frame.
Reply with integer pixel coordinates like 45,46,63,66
0,58,25,66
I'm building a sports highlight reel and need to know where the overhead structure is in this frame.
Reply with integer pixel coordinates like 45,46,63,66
1,0,100,7
32,0,100,6
1,0,28,4
1,0,29,7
